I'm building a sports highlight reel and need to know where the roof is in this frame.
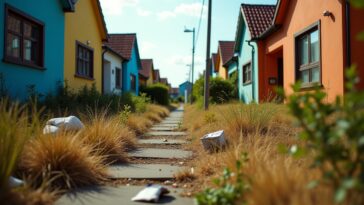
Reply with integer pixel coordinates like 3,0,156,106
102,45,125,60
170,88,179,94
160,78,168,85
241,4,276,39
105,34,137,60
218,41,235,66
153,69,160,82
139,59,153,78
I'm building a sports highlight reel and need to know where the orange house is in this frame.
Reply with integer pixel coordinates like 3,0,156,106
256,0,364,102
214,41,235,80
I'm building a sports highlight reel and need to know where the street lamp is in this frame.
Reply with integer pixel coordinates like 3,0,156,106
184,27,195,105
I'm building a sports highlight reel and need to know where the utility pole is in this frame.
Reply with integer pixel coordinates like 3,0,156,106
204,0,212,110
184,27,195,105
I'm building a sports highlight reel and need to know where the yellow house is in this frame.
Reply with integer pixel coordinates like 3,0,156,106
139,59,155,86
64,0,108,92
215,41,235,80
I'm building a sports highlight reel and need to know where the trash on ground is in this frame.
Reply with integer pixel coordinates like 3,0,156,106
131,184,170,203
44,116,84,134
43,125,59,134
200,130,226,153
9,176,24,188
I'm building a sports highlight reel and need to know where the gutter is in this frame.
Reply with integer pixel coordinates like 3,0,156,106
101,49,107,95
252,24,280,41
246,40,256,102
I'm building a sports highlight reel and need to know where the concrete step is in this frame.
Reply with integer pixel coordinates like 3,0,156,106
144,131,187,137
108,164,185,179
138,139,187,145
129,148,192,159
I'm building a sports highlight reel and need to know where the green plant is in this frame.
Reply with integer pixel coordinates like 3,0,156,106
193,76,235,104
119,105,132,125
132,93,150,113
140,83,170,105
195,154,250,205
0,100,39,195
281,66,364,204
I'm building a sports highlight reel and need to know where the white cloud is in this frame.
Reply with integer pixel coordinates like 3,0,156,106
137,8,152,17
139,41,156,55
158,2,206,21
99,0,139,16
169,55,204,66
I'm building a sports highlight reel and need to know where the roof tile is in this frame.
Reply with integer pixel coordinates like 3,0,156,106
139,59,153,78
219,41,235,65
105,34,136,60
242,4,276,39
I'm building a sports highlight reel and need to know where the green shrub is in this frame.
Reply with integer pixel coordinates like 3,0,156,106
195,154,250,205
140,83,169,106
132,93,150,113
281,66,364,204
193,76,235,104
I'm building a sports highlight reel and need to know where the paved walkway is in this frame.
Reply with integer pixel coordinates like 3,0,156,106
57,105,193,205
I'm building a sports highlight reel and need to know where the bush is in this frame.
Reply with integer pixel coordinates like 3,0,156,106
140,84,169,106
132,93,150,114
281,66,364,204
193,76,235,104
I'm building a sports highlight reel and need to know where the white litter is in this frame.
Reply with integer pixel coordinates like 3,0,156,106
131,185,169,203
9,176,24,188
46,116,84,132
200,130,226,152
43,125,59,134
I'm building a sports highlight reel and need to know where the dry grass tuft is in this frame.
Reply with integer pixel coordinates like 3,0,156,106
127,114,153,135
80,114,136,163
2,186,55,205
146,104,169,118
183,103,344,205
20,134,107,190
143,112,162,122
175,169,196,182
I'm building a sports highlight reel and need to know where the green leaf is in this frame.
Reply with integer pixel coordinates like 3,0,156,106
335,188,347,203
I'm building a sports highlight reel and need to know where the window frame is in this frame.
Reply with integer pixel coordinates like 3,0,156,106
115,67,121,89
242,61,252,85
3,4,45,70
74,41,94,80
294,21,322,89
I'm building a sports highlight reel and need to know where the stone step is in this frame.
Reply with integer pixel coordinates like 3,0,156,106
56,186,193,205
129,148,192,159
150,127,176,131
138,139,186,145
108,164,184,179
144,131,187,137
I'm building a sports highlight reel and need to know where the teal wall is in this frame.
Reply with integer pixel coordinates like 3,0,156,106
122,41,141,95
228,63,237,77
0,0,65,100
237,21,259,103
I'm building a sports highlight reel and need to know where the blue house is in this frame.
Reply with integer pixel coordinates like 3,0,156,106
210,53,218,77
0,0,73,100
105,34,142,95
234,4,275,103
179,81,192,98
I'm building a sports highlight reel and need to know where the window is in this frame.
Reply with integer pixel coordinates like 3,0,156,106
296,24,320,86
4,5,44,68
130,74,136,91
243,63,252,84
76,42,94,79
115,68,121,89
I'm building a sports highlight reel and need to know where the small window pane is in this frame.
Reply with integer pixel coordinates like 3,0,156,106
310,30,319,63
24,40,32,61
301,70,309,83
299,36,309,65
24,23,32,37
7,15,21,33
312,67,320,83
6,34,20,58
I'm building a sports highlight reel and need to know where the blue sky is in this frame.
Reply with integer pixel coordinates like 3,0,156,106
99,0,277,87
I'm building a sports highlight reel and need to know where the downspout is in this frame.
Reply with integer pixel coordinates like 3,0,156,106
246,40,256,102
345,0,351,68
101,49,107,95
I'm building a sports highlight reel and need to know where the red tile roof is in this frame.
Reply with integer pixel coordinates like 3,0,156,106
153,69,160,83
139,59,153,78
241,4,276,39
218,41,235,66
105,34,136,60
160,78,168,85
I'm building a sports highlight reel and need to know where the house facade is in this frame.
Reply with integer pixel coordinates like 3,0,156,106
105,34,141,95
102,45,124,95
214,41,235,80
153,69,161,83
139,59,154,87
258,0,364,102
179,81,192,98
234,4,276,103
0,0,72,100
64,0,108,92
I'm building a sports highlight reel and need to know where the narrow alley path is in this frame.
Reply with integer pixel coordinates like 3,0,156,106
57,106,194,205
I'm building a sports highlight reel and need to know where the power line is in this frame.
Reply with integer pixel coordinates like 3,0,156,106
195,0,205,48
